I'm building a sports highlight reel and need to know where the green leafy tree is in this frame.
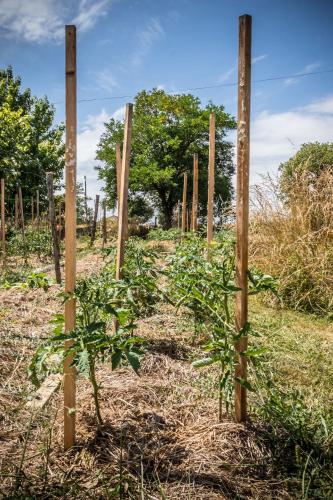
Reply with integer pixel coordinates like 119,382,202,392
279,142,333,193
0,66,64,214
96,89,236,228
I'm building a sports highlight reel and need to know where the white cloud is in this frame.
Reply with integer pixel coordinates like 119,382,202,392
248,96,333,183
72,0,109,32
95,70,118,93
0,0,111,43
132,17,164,67
218,66,236,83
283,61,321,87
252,54,268,64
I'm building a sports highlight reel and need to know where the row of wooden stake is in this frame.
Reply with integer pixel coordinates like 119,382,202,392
62,13,251,449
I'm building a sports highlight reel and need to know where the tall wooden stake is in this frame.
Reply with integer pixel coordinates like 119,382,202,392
177,200,181,229
31,196,34,225
181,173,188,234
192,153,199,231
116,103,133,281
14,194,18,228
64,24,77,450
1,179,5,263
18,186,25,236
235,14,252,423
116,143,122,212
84,175,88,225
47,172,61,284
90,194,100,245
102,199,107,246
207,113,215,247
36,189,40,232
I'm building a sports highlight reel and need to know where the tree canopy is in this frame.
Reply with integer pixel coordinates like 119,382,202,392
0,66,64,214
96,89,236,227
279,142,333,193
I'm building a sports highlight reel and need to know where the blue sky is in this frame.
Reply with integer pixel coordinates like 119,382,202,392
0,0,332,203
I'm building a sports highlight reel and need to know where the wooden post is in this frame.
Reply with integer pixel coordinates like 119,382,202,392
84,175,88,226
116,143,122,212
47,172,61,284
102,199,107,246
36,189,40,232
64,24,77,450
14,194,18,228
235,14,252,423
116,103,133,281
90,194,100,245
1,179,5,263
186,208,190,232
18,186,25,236
177,200,181,229
181,173,188,234
207,113,215,247
31,196,34,225
192,153,199,231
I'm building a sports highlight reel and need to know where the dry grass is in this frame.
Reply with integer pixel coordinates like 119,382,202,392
250,170,333,315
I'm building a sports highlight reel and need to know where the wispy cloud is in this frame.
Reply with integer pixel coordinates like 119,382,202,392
132,17,164,67
95,70,118,93
0,0,112,43
252,54,268,64
283,61,321,86
218,66,236,83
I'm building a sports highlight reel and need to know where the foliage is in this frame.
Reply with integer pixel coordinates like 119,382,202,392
97,89,236,228
147,227,182,242
7,227,52,260
0,66,64,213
251,170,333,315
279,142,333,194
165,233,273,416
104,238,163,318
29,275,144,424
128,194,154,223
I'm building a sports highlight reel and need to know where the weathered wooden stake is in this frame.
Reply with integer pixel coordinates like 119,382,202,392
14,194,18,228
1,179,5,263
116,103,133,282
31,196,34,224
84,175,88,225
36,189,40,232
47,172,61,284
18,186,25,236
90,194,100,245
235,14,252,423
102,199,107,246
181,173,188,234
64,24,77,450
116,143,122,211
192,153,199,231
177,200,181,229
207,113,215,247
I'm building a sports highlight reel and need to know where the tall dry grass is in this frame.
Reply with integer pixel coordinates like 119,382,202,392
250,170,333,315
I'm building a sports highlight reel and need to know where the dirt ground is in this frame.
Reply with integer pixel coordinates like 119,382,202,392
0,249,294,499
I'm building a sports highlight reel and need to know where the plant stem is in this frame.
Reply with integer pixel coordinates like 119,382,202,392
89,359,103,425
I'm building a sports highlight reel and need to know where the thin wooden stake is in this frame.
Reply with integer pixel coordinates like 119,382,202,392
116,143,122,212
47,172,61,284
181,173,188,234
1,179,5,264
18,186,25,236
90,194,100,245
116,103,133,281
14,194,18,228
102,199,107,246
64,24,77,450
36,189,40,232
84,175,88,226
192,153,199,231
177,200,181,229
31,196,34,225
235,14,252,423
207,113,215,247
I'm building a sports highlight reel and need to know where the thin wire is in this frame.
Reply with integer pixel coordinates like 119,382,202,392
52,68,333,105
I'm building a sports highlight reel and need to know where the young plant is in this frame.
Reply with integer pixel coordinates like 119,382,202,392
29,273,144,425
